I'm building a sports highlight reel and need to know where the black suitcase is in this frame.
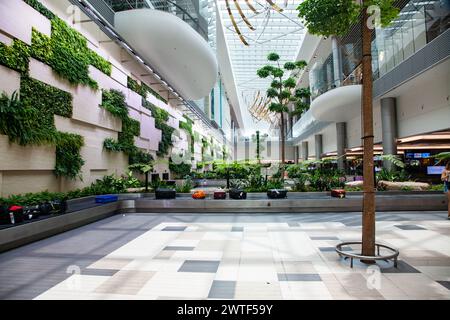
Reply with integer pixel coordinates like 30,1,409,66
49,200,67,214
39,203,52,216
267,189,288,199
155,188,176,200
0,205,10,225
229,189,247,200
23,205,41,220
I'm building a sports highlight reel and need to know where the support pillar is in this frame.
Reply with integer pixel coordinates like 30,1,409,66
381,97,398,170
336,122,347,171
301,141,309,161
295,146,300,164
315,134,323,160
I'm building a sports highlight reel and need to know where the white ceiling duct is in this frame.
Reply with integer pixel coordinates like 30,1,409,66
115,9,218,100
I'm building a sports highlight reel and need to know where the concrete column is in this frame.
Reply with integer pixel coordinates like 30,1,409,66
301,141,309,161
381,97,398,170
336,122,347,171
315,134,323,160
332,36,342,88
294,146,299,164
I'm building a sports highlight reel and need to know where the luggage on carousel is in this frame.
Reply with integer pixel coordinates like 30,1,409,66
229,189,247,200
23,205,41,220
95,195,119,204
39,203,53,216
331,189,346,198
0,205,11,225
155,188,176,200
192,190,206,199
49,199,68,214
213,190,227,200
7,206,24,225
267,189,288,199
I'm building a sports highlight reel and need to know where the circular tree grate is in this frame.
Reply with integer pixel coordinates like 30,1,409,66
335,242,399,268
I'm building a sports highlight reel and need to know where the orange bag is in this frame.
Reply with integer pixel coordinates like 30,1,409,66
192,190,206,199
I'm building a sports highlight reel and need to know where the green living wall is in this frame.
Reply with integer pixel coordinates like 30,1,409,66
0,0,116,179
142,100,174,157
101,89,153,164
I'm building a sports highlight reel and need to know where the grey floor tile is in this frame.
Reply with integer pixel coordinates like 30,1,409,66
81,268,120,276
231,226,244,232
380,260,421,274
277,273,322,281
163,246,195,251
178,260,220,273
208,280,236,299
162,226,187,231
437,281,450,290
310,236,339,240
395,225,426,230
319,246,352,252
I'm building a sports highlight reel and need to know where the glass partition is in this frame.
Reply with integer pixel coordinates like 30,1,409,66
309,0,449,100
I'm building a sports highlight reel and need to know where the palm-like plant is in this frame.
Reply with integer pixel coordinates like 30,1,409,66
257,53,307,165
434,152,450,164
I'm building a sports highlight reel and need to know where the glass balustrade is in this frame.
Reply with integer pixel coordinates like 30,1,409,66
308,0,449,101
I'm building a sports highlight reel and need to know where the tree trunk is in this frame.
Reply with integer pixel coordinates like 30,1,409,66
280,112,285,165
361,1,376,259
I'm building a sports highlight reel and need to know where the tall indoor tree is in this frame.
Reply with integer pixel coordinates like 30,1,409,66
297,0,399,258
257,53,307,166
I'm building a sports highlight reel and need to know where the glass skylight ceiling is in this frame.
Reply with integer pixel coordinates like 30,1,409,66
218,0,306,128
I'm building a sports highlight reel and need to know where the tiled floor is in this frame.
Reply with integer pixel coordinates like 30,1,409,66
0,212,450,300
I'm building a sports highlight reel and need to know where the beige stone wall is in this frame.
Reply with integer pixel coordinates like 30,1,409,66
0,0,229,196
0,0,211,196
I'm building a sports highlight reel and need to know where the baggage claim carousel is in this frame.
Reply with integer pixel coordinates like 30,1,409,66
0,191,447,253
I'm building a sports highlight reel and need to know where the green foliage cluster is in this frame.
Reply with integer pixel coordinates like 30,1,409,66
0,39,30,75
0,174,141,206
0,78,85,179
179,117,195,153
297,0,399,37
169,158,192,179
287,161,346,192
1,1,112,89
100,89,128,119
54,132,85,179
176,177,194,193
291,88,312,117
127,77,167,104
100,90,142,157
376,168,411,183
143,100,174,157
23,0,56,20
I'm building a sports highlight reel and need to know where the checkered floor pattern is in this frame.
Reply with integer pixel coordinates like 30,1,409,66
32,217,450,300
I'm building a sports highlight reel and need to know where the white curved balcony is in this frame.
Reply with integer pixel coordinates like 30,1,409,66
115,9,218,100
310,85,362,122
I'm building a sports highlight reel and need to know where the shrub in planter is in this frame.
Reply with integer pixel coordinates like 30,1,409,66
176,178,194,193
